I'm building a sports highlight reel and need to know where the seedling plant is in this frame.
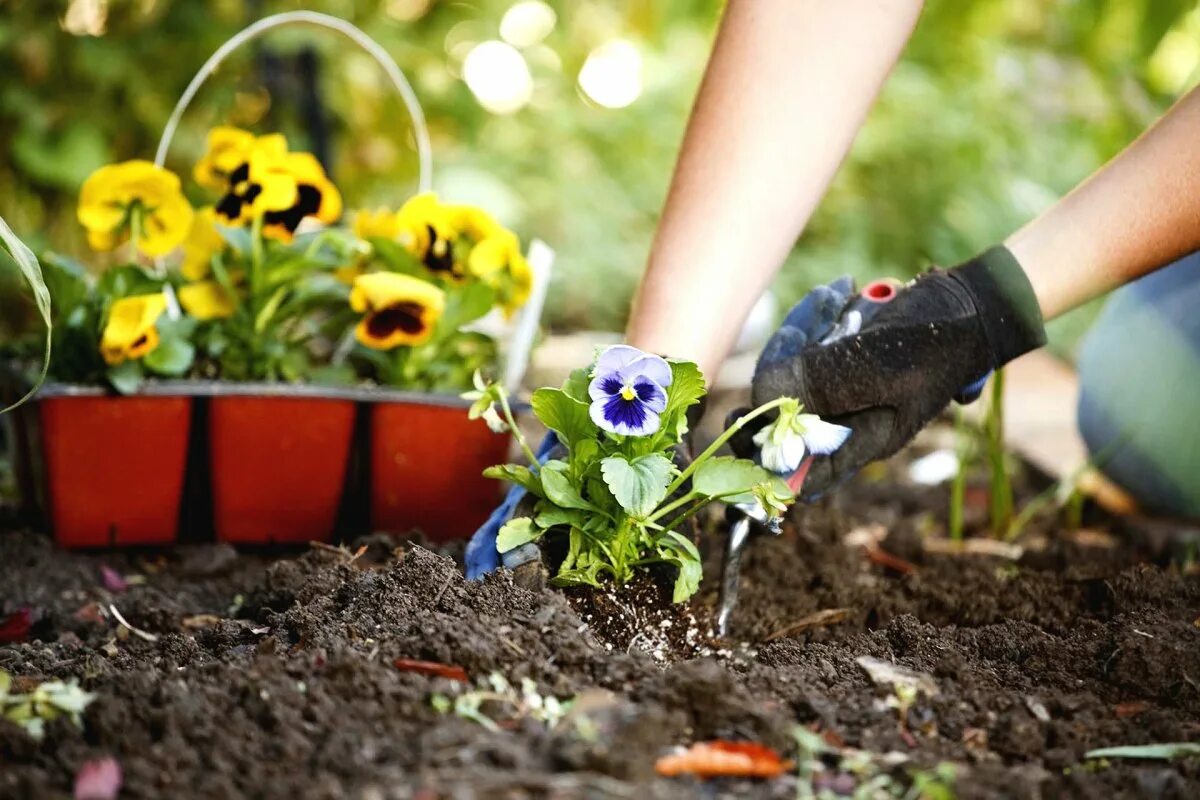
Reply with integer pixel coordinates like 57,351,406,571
471,345,849,602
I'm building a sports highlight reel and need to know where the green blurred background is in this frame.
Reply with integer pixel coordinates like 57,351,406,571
2,0,1199,354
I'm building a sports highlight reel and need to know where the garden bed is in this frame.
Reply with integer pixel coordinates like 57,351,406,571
1,447,1198,799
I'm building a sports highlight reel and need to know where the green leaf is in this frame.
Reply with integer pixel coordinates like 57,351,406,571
254,287,288,334
482,464,544,497
143,335,194,377
1086,743,1200,761
600,454,675,518
106,360,143,395
534,504,586,529
659,531,703,602
692,456,775,504
562,366,591,403
0,215,51,413
656,360,706,442
531,387,597,450
540,462,594,510
437,281,495,335
369,237,426,277
96,264,162,298
215,223,252,254
496,517,539,553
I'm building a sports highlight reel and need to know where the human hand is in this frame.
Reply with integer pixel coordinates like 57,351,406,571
732,247,1045,500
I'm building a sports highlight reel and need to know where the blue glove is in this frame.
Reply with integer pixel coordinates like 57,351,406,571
464,433,558,579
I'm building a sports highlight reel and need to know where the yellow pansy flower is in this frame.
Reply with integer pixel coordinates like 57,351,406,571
262,152,343,241
178,280,235,321
469,232,532,317
194,126,262,191
213,137,298,226
181,207,226,281
445,203,503,243
78,160,194,257
100,292,168,365
353,207,403,241
394,192,463,278
350,272,445,350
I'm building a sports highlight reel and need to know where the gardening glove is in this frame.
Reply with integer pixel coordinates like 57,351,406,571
731,246,1045,501
465,432,559,581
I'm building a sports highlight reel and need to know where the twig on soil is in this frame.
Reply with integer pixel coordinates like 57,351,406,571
393,658,468,682
432,575,454,607
107,605,157,642
765,609,850,642
862,545,917,576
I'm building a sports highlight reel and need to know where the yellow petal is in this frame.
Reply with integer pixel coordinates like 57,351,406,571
79,160,192,254
350,271,446,314
182,207,225,281
178,280,235,320
139,193,195,257
354,208,402,241
100,292,168,365
445,204,502,242
194,126,256,190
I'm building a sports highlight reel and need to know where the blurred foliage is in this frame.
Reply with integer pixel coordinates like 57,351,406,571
1,0,1198,357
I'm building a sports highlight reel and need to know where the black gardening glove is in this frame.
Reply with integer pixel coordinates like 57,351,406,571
732,246,1045,501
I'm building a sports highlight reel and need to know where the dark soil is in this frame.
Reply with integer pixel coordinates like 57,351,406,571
2,446,1199,799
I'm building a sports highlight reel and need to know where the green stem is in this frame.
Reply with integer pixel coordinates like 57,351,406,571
496,388,539,467
949,407,968,542
646,489,697,524
661,396,791,499
985,369,1013,536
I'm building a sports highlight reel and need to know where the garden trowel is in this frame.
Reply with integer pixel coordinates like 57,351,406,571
714,279,901,638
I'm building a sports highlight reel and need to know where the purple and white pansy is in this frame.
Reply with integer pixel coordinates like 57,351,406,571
588,345,673,437
752,398,851,474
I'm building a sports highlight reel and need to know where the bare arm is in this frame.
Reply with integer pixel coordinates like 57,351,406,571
1007,86,1200,320
626,0,926,379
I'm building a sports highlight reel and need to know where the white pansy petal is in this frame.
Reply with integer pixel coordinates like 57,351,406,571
799,416,852,455
780,435,808,470
634,378,668,413
594,344,644,375
624,353,672,388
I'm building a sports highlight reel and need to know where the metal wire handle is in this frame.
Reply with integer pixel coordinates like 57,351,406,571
154,10,432,192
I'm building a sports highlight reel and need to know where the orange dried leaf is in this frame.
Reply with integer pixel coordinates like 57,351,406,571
655,740,791,779
393,658,468,682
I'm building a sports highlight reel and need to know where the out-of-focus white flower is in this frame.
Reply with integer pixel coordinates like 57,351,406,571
752,398,850,473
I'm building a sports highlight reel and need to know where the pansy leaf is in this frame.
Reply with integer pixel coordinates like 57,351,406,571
143,336,194,377
368,237,425,277
496,517,539,554
534,504,587,530
562,367,592,403
531,387,597,450
600,454,675,518
437,281,495,336
106,361,142,395
658,531,703,603
540,463,594,511
214,223,252,254
482,464,544,498
655,360,706,444
692,456,774,504
96,265,162,299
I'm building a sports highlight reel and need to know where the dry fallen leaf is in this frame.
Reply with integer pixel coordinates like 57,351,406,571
765,609,850,642
393,659,468,682
181,615,222,630
655,740,791,779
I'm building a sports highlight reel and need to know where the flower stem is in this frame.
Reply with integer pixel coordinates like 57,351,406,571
496,388,539,467
661,396,790,499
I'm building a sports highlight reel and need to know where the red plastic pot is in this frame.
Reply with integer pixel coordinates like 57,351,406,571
38,392,192,547
369,395,512,542
209,393,356,545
